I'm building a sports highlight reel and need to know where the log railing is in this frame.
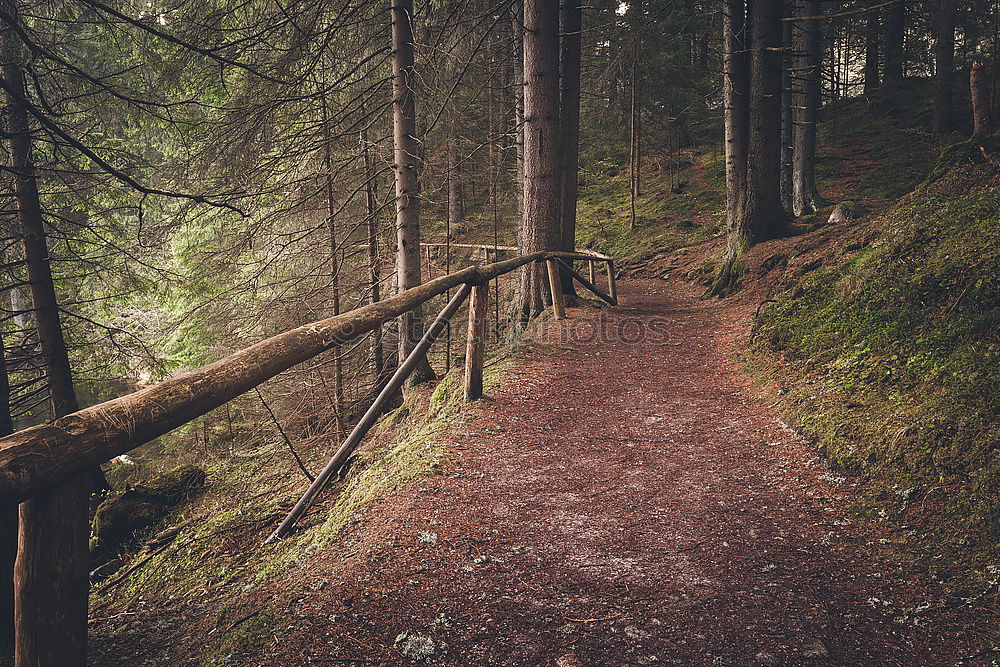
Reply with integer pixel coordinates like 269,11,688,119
0,247,616,665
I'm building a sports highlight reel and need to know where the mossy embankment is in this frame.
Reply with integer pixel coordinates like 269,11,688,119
749,163,999,561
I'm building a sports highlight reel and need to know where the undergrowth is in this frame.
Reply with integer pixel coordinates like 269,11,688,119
575,150,725,262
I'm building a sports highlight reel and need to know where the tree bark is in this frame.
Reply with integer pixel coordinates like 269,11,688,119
715,0,789,294
391,0,434,385
0,333,13,662
321,91,345,436
780,16,793,216
932,0,957,136
558,0,582,296
516,0,562,323
1,4,90,662
447,107,464,237
361,131,387,388
863,1,880,96
971,58,992,143
882,0,906,93
511,0,525,220
721,0,748,271
745,0,788,230
792,0,820,216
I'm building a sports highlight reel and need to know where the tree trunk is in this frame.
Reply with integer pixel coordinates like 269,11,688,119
971,58,992,143
391,0,434,385
0,333,13,663
882,0,905,93
792,0,820,216
1,5,90,662
720,0,748,277
361,132,387,389
511,0,525,221
863,1,880,96
627,0,641,233
321,92,345,437
516,0,562,323
558,0,582,296
933,0,957,136
745,0,788,231
780,16,793,216
447,110,464,238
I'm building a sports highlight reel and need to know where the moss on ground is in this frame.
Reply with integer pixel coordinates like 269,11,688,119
201,608,277,666
750,164,1000,556
575,150,725,263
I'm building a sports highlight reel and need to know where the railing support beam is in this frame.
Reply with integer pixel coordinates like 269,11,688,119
607,259,618,304
14,478,89,667
265,283,473,543
545,259,566,320
554,257,617,306
463,282,489,401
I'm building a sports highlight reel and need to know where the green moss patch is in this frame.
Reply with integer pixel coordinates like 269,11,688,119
576,150,725,263
750,165,1000,555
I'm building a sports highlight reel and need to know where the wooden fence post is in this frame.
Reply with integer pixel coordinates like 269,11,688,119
606,259,617,304
463,282,489,401
588,259,596,285
15,477,90,667
545,258,566,320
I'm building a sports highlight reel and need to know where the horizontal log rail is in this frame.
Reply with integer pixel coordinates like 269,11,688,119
0,250,614,506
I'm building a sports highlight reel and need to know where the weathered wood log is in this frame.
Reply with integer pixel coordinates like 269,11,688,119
421,242,518,251
0,265,498,507
0,251,603,506
607,259,618,303
14,476,89,667
265,284,473,543
463,282,490,401
554,257,616,306
545,259,566,320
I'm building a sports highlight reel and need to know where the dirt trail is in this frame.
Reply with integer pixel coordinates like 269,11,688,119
275,279,977,666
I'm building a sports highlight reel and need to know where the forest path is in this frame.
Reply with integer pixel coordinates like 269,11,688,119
279,279,972,666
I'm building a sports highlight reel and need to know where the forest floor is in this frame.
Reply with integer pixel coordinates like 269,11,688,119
245,279,991,666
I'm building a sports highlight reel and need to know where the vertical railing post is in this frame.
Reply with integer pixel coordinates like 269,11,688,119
606,259,617,304
463,281,489,401
588,259,596,285
545,258,566,320
15,478,91,667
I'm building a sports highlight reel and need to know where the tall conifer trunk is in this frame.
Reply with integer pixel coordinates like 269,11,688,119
971,58,992,143
863,1,881,95
558,0,582,295
391,0,434,385
780,17,793,215
721,0,748,273
516,0,561,322
932,0,956,136
714,0,788,294
883,0,906,93
792,0,820,216
1,4,90,661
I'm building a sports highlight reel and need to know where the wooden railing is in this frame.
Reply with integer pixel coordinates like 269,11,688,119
0,247,616,665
